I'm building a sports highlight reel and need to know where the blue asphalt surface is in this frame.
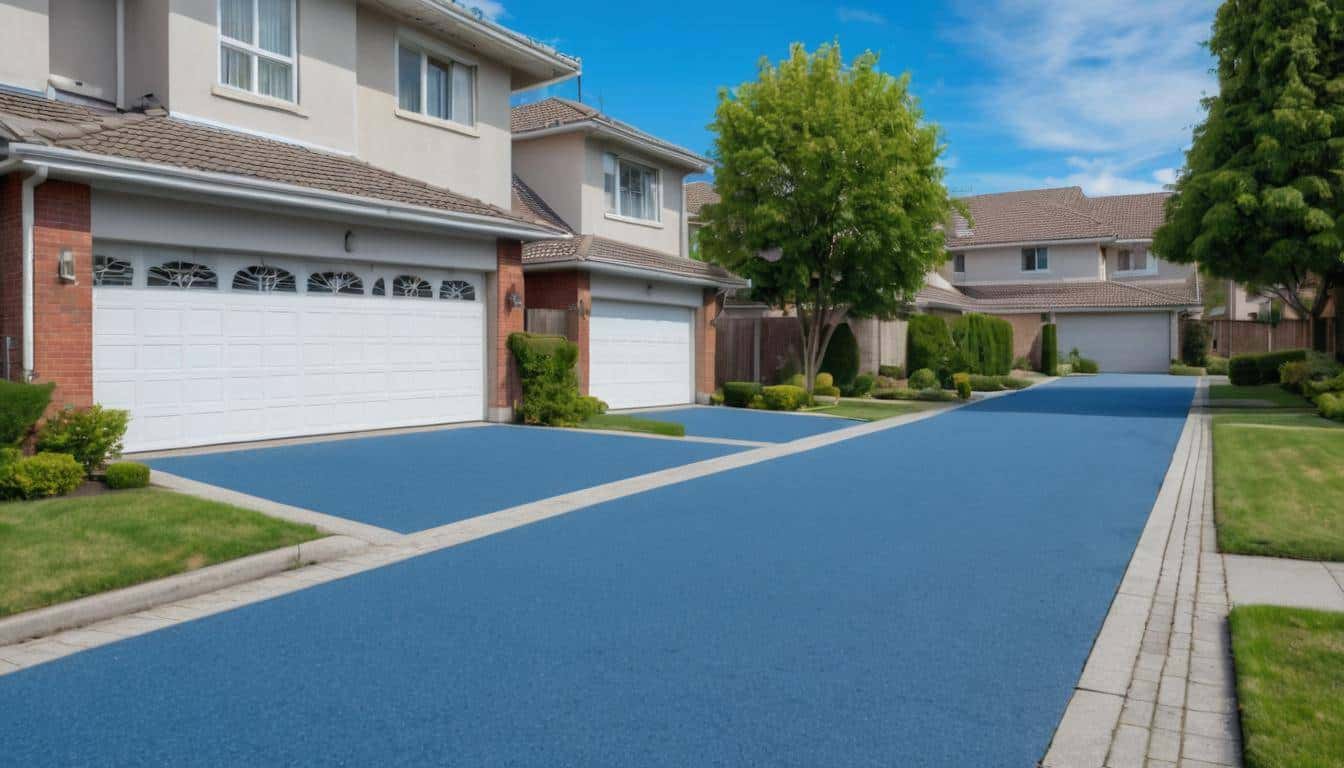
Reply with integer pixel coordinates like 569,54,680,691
2,375,1194,766
643,405,855,442
146,425,742,533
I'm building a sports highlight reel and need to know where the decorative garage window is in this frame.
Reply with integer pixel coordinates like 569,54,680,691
372,278,386,296
307,271,364,295
439,280,475,301
147,261,218,289
232,265,297,292
392,275,433,298
93,255,133,287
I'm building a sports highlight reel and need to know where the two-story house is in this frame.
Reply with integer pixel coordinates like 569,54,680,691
919,187,1202,372
508,98,745,409
0,0,582,451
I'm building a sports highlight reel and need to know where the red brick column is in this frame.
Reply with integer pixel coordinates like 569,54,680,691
0,176,93,412
694,288,719,402
492,239,524,420
522,269,590,393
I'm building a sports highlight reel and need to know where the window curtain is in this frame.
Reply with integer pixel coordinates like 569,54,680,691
451,64,474,125
398,45,421,112
220,0,251,42
603,153,617,212
426,58,450,119
257,0,291,55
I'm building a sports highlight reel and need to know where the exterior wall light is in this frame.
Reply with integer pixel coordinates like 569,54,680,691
507,291,523,309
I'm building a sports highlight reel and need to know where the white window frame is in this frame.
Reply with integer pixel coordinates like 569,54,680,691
217,0,299,103
1021,246,1049,273
1114,246,1155,276
394,33,478,131
952,252,966,274
604,153,662,223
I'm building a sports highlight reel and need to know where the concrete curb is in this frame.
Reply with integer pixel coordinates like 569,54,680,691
0,535,367,647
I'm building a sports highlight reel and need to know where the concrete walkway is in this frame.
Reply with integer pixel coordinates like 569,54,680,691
1224,555,1344,611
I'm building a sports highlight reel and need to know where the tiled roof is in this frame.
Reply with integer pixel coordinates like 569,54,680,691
510,97,708,167
0,88,560,232
916,277,1200,312
947,186,1171,248
684,181,719,219
511,174,572,232
524,234,746,286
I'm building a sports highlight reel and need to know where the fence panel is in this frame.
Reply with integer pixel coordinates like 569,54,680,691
525,308,570,337
1206,318,1334,358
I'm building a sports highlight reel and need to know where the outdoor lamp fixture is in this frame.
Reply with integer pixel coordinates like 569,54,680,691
343,230,357,253
507,291,523,309
58,249,77,283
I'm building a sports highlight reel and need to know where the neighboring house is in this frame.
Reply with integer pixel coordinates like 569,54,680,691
0,0,580,452
509,98,745,409
683,180,718,260
921,187,1202,372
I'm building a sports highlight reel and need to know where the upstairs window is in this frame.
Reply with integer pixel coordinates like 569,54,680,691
397,42,475,126
952,252,966,273
1021,247,1049,272
219,0,296,102
604,154,660,222
1117,248,1148,273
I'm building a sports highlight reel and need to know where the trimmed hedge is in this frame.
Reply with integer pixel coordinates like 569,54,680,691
967,374,1033,391
0,452,84,500
907,315,953,376
760,385,808,411
872,387,958,402
0,380,55,446
507,332,602,426
723,381,762,408
820,322,860,390
815,372,834,390
1228,355,1260,385
908,368,938,390
1072,357,1100,374
877,364,905,379
951,313,1013,375
1041,323,1058,375
952,372,972,400
105,461,151,489
1228,349,1308,386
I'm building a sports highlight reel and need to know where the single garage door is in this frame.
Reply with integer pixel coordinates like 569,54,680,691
589,299,693,409
93,250,485,451
1056,312,1171,373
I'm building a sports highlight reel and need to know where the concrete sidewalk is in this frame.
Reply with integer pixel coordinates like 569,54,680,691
1224,554,1344,612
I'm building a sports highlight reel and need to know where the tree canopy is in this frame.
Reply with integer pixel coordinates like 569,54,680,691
1154,0,1344,351
699,42,955,386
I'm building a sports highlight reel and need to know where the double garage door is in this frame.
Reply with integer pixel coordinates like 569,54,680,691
93,248,485,452
1056,312,1172,373
588,300,694,410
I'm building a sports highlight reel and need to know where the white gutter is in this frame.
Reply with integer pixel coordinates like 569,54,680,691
21,165,48,382
8,144,568,242
513,123,709,171
525,257,746,290
115,0,126,109
946,236,1114,252
404,0,580,81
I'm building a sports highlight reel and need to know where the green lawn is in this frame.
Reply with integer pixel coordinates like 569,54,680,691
812,400,921,421
1213,411,1344,561
1229,605,1344,768
579,413,686,437
0,488,321,617
1209,383,1314,408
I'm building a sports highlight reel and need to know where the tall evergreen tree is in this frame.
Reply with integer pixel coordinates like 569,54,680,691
1154,0,1344,354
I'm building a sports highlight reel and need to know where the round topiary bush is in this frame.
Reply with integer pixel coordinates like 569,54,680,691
909,368,939,389
815,372,834,390
105,461,151,490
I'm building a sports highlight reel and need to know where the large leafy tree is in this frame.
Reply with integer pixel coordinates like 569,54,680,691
1154,0,1344,354
699,43,955,388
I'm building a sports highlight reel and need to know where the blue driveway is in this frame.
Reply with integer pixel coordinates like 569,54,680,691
644,405,856,442
2,375,1194,766
146,425,742,533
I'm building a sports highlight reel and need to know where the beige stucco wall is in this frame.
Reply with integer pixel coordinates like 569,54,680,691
48,0,116,99
955,242,1106,284
123,0,170,108
512,132,584,230
0,0,50,92
582,138,686,257
355,4,514,208
1101,244,1195,281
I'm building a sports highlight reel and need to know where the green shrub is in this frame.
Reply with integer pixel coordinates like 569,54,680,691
761,384,808,411
814,372,834,390
1304,374,1344,397
1056,362,1074,376
814,385,841,398
1317,392,1344,421
878,364,905,379
1255,349,1307,383
579,396,608,419
35,404,129,476
723,381,762,408
820,322,860,390
786,373,806,388
1073,358,1100,374
871,387,958,402
1279,361,1310,392
952,372,972,400
0,446,21,468
949,313,1013,375
967,374,1004,392
999,376,1033,390
1170,363,1207,376
0,452,84,500
1011,355,1032,371
1206,355,1229,375
848,373,876,397
874,375,899,389
907,315,953,376
104,461,151,489
709,389,725,406
1041,323,1058,375
1181,322,1211,366
1229,355,1261,385
908,368,939,390
0,380,55,446
507,332,591,427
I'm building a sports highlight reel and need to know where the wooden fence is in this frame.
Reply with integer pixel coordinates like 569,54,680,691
714,316,803,387
1206,318,1335,358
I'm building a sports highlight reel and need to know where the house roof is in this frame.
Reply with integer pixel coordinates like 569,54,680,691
684,181,719,220
510,97,709,169
0,88,564,236
524,234,746,287
947,186,1171,248
916,276,1201,313
510,174,573,232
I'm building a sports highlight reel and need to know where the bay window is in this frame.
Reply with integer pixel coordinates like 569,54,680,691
397,41,475,126
603,153,660,222
219,0,296,102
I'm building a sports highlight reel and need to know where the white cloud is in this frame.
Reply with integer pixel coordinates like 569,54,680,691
1152,167,1179,185
462,0,506,22
953,157,1173,196
837,7,886,25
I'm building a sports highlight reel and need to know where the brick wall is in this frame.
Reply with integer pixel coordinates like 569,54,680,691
992,313,1044,369
0,176,93,412
493,239,524,413
694,288,718,401
522,269,591,393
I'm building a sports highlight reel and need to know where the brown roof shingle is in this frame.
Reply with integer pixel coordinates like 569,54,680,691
510,174,573,232
510,97,708,167
947,186,1171,248
916,277,1200,312
684,181,719,219
523,234,746,286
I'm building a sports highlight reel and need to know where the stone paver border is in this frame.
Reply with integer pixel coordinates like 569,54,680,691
1043,379,1243,768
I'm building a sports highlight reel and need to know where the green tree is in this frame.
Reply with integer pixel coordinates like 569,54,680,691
1154,0,1344,356
700,43,956,388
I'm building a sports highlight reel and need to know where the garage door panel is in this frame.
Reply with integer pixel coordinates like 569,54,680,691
589,300,693,410
1057,312,1171,373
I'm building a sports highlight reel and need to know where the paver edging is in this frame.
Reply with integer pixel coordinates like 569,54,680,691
0,535,367,647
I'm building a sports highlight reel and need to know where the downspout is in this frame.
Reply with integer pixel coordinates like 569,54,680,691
116,0,126,110
21,166,49,382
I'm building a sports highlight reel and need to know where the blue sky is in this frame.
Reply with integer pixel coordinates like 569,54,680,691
489,0,1219,197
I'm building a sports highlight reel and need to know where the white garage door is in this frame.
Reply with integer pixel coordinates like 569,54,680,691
1057,312,1171,373
589,299,693,410
93,249,485,451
